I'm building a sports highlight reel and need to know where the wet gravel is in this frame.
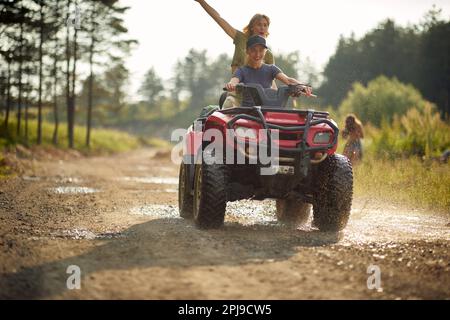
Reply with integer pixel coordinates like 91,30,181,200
1,148,448,299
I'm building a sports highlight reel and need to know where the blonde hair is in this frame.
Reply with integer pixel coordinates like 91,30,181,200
243,14,270,38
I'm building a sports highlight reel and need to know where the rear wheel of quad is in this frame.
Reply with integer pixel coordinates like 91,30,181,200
193,161,227,229
276,198,311,226
313,154,353,232
178,161,193,219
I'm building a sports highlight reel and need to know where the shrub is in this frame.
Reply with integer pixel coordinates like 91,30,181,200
339,76,429,126
367,104,450,158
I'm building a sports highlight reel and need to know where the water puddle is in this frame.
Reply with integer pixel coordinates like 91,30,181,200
22,175,41,182
52,228,124,240
22,176,83,184
49,186,99,194
153,166,175,173
130,204,179,218
148,188,178,193
136,165,173,173
118,176,178,185
54,176,83,184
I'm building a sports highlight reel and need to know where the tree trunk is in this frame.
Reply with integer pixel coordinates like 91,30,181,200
37,2,44,145
66,0,72,148
69,10,78,149
86,6,95,148
24,77,29,144
16,14,24,136
52,4,60,145
52,38,59,145
4,58,11,129
86,55,94,148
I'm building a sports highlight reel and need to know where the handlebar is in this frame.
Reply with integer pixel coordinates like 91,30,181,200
223,83,317,98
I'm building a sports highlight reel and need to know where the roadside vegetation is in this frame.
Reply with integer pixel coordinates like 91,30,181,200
330,77,450,213
0,117,141,154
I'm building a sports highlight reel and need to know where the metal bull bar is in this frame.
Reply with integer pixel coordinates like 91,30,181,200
222,106,339,154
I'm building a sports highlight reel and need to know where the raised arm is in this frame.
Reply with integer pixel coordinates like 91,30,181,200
195,0,237,39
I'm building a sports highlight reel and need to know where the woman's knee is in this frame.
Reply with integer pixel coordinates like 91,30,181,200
222,95,238,109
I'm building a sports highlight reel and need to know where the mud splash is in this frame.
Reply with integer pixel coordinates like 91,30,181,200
226,199,278,225
129,200,280,226
342,205,450,244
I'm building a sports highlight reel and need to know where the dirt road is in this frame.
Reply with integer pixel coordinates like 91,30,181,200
0,148,448,299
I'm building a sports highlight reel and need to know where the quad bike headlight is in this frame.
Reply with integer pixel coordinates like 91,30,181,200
313,131,331,144
234,126,257,139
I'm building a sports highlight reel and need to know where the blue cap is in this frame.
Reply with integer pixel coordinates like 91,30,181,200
246,35,268,49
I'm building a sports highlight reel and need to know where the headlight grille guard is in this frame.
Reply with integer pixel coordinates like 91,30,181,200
222,106,339,154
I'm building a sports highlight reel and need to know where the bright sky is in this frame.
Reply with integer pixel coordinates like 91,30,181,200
120,0,450,100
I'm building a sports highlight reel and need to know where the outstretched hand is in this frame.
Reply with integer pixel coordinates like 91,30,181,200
303,85,313,97
289,84,314,97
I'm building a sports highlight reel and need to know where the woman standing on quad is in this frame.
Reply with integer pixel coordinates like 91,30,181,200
194,0,276,108
342,114,364,164
194,0,275,73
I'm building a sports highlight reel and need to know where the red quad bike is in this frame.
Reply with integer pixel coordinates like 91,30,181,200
178,83,353,231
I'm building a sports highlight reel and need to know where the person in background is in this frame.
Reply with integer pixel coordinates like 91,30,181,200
342,114,364,164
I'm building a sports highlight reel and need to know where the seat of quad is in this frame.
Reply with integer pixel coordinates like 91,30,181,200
237,83,290,108
199,105,220,117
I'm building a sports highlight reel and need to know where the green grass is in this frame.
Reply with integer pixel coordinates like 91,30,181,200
0,116,145,154
353,156,450,214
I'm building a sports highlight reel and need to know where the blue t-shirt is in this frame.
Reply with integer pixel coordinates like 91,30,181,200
234,64,282,106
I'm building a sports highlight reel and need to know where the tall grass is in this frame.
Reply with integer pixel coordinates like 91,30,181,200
0,117,141,154
353,156,450,214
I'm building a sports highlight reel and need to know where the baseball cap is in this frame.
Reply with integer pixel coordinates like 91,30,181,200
246,35,268,49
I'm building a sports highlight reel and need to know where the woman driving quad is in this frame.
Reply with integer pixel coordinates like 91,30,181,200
225,36,312,108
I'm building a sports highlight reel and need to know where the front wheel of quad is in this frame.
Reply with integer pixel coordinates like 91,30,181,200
178,161,193,219
193,161,227,229
313,154,353,232
276,198,311,226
